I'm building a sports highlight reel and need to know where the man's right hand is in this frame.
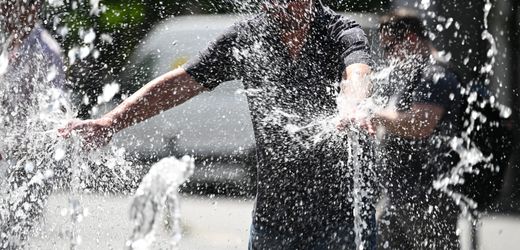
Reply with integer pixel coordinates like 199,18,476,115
58,117,116,148
56,68,204,150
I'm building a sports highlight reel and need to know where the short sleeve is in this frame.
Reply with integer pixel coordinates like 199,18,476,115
329,17,373,68
183,25,241,90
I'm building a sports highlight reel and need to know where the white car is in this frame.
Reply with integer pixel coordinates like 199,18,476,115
111,13,379,190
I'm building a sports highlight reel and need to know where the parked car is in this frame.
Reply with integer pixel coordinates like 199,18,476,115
108,13,380,193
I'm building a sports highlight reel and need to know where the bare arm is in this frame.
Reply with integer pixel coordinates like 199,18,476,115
59,68,205,145
105,68,204,132
373,103,445,139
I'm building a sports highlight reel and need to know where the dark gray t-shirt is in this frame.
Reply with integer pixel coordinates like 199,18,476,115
381,60,462,199
185,6,372,232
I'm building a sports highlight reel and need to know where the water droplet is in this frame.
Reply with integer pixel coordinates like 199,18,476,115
54,148,66,161
83,29,96,44
25,162,35,173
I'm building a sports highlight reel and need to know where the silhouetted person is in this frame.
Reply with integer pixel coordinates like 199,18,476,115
369,9,462,249
60,0,377,249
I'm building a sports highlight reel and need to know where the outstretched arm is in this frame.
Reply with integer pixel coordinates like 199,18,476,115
372,103,445,139
104,68,204,132
59,68,205,146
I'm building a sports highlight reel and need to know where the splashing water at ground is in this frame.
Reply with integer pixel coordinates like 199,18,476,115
0,44,196,247
0,66,139,248
0,4,191,247
126,156,194,250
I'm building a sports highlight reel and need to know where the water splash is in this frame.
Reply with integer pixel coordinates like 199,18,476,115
0,1,510,249
126,156,194,250
0,39,9,76
432,137,487,217
0,84,142,249
346,129,377,250
0,24,141,250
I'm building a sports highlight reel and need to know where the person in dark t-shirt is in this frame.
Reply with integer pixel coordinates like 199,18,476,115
366,9,462,249
60,1,375,249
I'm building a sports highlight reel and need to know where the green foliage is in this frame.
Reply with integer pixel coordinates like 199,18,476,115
100,2,146,29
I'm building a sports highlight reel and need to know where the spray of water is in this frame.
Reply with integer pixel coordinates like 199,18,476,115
126,156,194,250
0,43,189,249
0,1,190,248
431,0,511,221
345,128,377,250
1,0,511,248
0,71,142,248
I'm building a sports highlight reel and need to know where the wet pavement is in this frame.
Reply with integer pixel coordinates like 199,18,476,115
29,193,253,250
28,193,520,250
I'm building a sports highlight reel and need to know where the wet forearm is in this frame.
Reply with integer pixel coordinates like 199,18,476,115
374,110,419,138
374,104,444,139
103,68,204,132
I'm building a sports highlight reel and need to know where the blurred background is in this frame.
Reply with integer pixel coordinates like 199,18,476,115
25,0,520,249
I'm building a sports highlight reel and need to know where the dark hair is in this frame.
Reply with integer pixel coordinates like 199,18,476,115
379,8,428,41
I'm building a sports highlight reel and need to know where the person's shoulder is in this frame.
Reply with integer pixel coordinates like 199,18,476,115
319,6,361,31
219,14,273,46
317,6,365,44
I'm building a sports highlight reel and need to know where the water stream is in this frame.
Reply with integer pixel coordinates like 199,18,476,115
0,0,513,249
